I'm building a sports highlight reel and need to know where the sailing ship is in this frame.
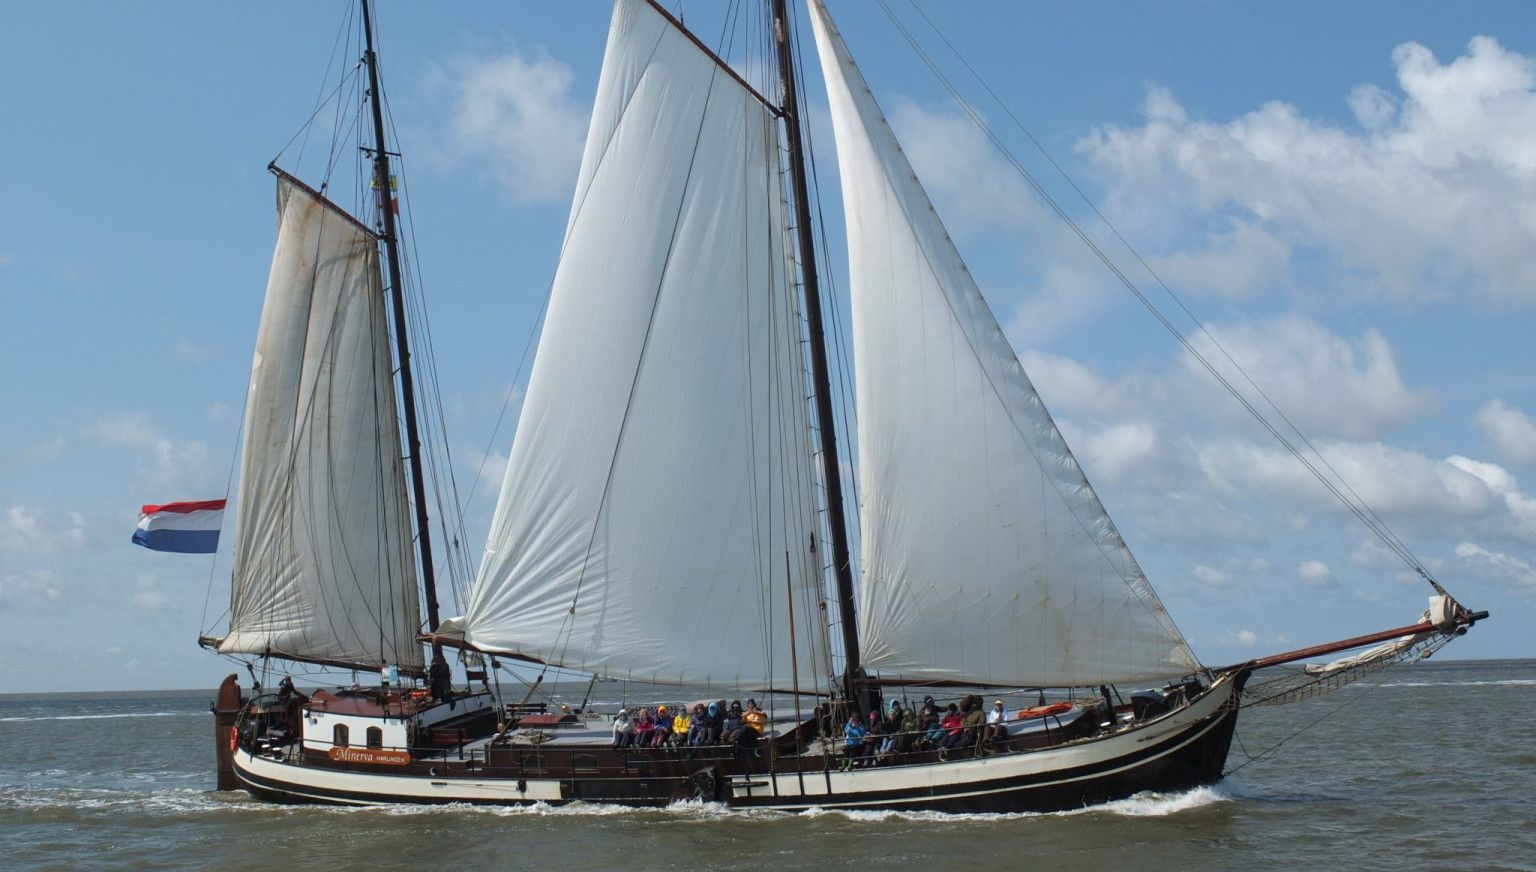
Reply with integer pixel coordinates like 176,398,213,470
207,0,1487,812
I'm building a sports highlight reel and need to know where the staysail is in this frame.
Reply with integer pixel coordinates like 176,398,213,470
220,172,424,672
809,0,1199,686
446,0,827,687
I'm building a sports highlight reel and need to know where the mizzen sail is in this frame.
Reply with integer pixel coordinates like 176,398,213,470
221,172,424,672
808,0,1198,686
448,0,827,688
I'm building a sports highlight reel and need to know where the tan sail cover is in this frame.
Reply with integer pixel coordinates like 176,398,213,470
221,175,424,671
446,0,827,687
809,0,1198,686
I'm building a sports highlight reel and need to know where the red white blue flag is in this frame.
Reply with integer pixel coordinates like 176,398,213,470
132,499,226,554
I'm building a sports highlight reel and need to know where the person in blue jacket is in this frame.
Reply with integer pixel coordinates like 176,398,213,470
842,713,867,770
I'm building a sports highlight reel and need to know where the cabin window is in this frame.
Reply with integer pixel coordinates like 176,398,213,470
333,724,350,748
366,727,384,749
521,752,547,775
573,753,599,773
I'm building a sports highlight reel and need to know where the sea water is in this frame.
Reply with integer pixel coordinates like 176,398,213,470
2,660,1532,871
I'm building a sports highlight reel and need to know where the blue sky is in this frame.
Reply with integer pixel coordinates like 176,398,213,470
1,1,1532,692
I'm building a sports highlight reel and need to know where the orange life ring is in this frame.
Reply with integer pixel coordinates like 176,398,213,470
229,724,239,752
1015,702,1074,720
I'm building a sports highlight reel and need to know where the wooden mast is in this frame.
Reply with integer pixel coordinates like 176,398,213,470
360,0,450,698
770,0,865,713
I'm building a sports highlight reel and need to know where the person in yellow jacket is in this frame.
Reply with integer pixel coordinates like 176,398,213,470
741,698,768,735
671,707,691,747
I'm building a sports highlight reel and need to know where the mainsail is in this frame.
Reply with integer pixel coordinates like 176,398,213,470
221,172,424,672
808,0,1198,686
447,0,827,687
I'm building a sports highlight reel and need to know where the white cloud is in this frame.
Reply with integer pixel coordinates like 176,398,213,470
82,411,215,495
1455,541,1536,586
1192,563,1232,588
170,337,209,363
1003,261,1119,346
132,574,168,610
1298,559,1332,586
1200,441,1536,544
475,449,510,494
84,411,158,447
1026,316,1431,442
0,505,86,554
1474,399,1536,465
1022,348,1160,420
1079,36,1536,305
1147,219,1291,299
1182,316,1434,440
888,99,1047,236
424,47,586,203
1075,422,1158,484
1350,538,1402,569
0,569,64,610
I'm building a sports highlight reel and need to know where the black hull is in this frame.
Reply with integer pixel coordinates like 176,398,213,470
228,682,1242,815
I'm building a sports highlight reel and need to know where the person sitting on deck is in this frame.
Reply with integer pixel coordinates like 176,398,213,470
939,703,966,748
699,702,724,745
958,696,987,748
743,693,768,736
612,709,636,749
671,705,691,747
897,701,919,753
920,695,941,722
740,699,767,745
922,705,946,748
633,707,655,746
878,701,905,759
685,703,710,746
721,700,745,744
651,705,672,747
841,713,867,770
983,699,1009,746
862,709,886,764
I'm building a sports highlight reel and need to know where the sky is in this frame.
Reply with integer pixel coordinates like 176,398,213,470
1,1,1533,693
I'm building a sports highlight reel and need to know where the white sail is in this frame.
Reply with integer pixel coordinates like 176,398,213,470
221,174,424,672
448,0,827,688
808,1,1199,686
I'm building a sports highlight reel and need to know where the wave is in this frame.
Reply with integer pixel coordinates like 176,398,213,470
0,785,1234,822
1367,679,1536,689
0,711,198,723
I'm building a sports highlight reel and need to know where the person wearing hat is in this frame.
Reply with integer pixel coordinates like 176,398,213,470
611,708,635,749
841,712,867,770
984,699,1009,747
741,698,767,735
670,705,691,747
878,700,904,759
721,700,745,744
651,705,671,747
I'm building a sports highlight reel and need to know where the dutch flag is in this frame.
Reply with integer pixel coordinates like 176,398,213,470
132,499,227,554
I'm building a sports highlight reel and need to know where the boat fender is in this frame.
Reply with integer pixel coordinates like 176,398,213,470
229,725,238,753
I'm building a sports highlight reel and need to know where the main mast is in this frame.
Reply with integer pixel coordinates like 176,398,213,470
360,0,450,698
770,0,865,712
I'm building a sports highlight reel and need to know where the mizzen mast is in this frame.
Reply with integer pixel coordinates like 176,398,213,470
770,0,865,712
360,0,450,698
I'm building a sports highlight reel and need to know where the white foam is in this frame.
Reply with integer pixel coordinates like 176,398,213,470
0,711,197,723
1371,679,1536,689
1083,785,1233,817
0,781,1234,822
